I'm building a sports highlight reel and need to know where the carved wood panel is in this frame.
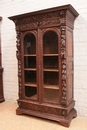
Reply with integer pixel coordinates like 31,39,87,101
60,26,67,106
13,10,66,31
19,101,62,115
16,31,22,98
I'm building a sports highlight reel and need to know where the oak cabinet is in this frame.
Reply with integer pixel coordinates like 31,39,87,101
9,4,79,127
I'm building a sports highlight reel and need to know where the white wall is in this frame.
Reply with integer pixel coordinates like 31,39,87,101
0,0,87,116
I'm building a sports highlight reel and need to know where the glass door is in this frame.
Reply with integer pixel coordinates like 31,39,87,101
23,33,37,100
43,30,59,104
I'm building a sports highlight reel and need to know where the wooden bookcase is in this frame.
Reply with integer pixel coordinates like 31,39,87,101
0,17,4,102
8,4,79,127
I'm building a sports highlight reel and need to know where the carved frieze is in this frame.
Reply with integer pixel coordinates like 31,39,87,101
13,10,66,30
18,18,60,30
19,22,38,30
17,10,61,24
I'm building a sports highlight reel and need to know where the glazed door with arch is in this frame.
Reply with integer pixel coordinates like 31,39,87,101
22,31,38,101
22,29,60,104
41,28,60,104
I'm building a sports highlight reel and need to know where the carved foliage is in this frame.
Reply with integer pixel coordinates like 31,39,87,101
14,10,65,30
20,102,61,115
18,101,68,116
61,26,67,106
19,18,60,30
61,110,67,116
18,11,61,24
16,31,22,98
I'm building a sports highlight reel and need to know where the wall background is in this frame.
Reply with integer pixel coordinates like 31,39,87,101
0,0,87,117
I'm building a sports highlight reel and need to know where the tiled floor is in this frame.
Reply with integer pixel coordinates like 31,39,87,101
0,101,87,130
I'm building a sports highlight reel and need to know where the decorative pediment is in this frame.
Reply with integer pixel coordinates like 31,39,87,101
9,4,78,30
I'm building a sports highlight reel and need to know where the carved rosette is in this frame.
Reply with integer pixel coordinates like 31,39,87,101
16,31,22,99
60,26,67,106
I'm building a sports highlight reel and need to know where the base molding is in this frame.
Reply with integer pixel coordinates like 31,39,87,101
16,107,77,127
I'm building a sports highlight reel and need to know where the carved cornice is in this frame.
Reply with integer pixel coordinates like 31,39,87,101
12,10,66,30
15,10,64,24
8,4,79,30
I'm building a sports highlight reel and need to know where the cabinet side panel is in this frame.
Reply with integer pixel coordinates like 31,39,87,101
67,29,73,56
67,73,73,101
66,28,73,103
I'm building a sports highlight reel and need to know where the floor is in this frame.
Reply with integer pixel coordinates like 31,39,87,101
0,101,87,130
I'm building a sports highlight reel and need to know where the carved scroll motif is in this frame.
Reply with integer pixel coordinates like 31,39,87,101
21,102,61,115
61,26,67,106
19,18,60,30
16,31,22,98
15,10,65,30
18,11,61,24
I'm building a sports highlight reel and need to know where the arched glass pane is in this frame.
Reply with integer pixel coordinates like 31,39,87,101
43,31,58,54
23,33,37,100
24,33,36,54
43,31,59,104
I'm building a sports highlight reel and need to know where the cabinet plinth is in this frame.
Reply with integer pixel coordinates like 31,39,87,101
8,4,79,127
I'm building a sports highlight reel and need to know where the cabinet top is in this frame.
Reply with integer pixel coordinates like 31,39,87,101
8,4,79,20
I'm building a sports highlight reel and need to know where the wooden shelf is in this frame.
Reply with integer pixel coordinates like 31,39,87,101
44,85,59,90
43,54,59,56
43,69,59,72
24,68,36,71
26,94,37,100
25,83,37,87
24,54,36,56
